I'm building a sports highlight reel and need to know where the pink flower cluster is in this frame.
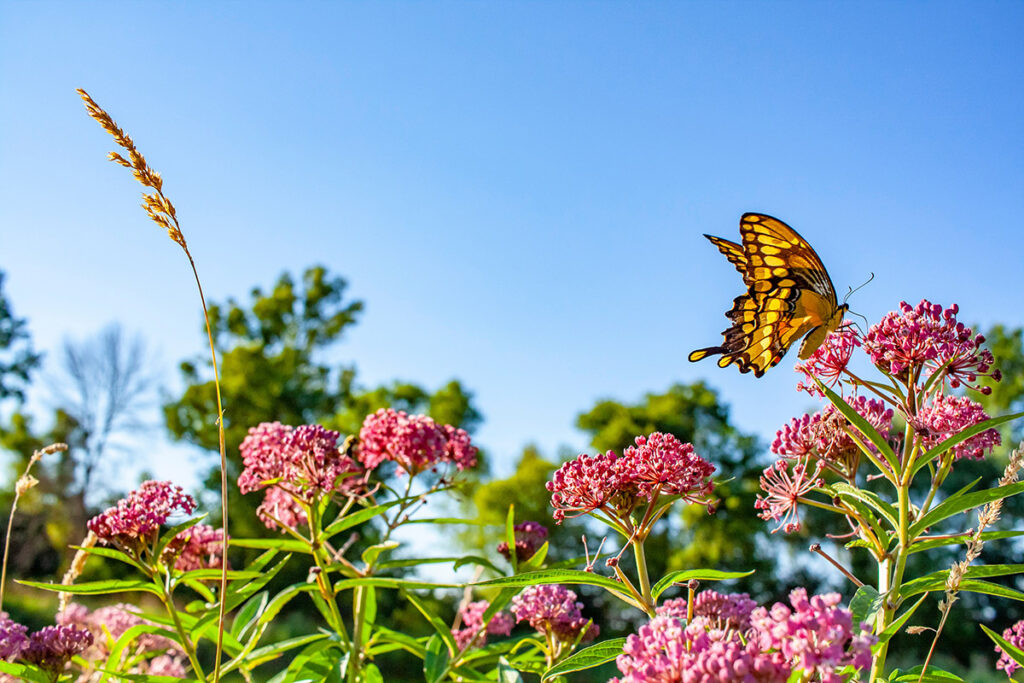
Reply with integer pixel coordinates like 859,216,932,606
510,585,598,644
996,619,1024,677
613,589,873,683
22,624,94,674
546,433,715,524
497,521,549,562
754,459,823,534
796,324,860,396
863,300,1000,392
611,616,788,683
451,600,515,650
656,590,757,631
238,422,363,530
915,394,1001,460
166,523,227,572
772,396,894,472
357,408,477,475
58,602,183,672
0,615,28,661
87,481,197,547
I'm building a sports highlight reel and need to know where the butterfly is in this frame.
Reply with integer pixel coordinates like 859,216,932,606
688,213,847,377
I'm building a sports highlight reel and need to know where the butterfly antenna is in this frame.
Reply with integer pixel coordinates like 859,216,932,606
846,310,870,335
843,272,874,305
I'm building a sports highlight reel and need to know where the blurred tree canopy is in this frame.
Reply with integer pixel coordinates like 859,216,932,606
0,272,41,404
163,265,482,536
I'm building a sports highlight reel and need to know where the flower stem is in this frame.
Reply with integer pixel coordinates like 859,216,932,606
631,537,654,615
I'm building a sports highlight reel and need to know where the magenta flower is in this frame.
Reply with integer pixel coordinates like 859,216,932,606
611,616,790,683
87,481,197,548
996,619,1024,677
749,588,874,681
22,624,93,673
0,615,28,661
755,458,823,533
915,394,1001,460
451,600,515,650
863,300,1000,392
621,433,716,506
657,591,757,632
239,422,364,531
796,324,861,396
497,521,549,562
546,450,622,523
772,398,893,476
357,408,478,474
57,603,182,672
510,585,598,644
167,523,227,572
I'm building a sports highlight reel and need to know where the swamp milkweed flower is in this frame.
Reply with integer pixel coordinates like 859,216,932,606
166,523,227,572
451,601,514,650
656,590,758,632
238,422,363,531
914,394,1001,461
754,458,823,533
996,619,1024,677
795,323,860,396
862,300,1000,392
497,521,549,562
0,615,28,661
510,585,599,645
22,624,94,675
357,408,478,475
87,481,197,549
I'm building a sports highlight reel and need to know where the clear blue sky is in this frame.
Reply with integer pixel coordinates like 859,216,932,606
2,2,1023,491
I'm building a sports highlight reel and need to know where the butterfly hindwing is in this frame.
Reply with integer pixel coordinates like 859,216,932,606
689,213,845,375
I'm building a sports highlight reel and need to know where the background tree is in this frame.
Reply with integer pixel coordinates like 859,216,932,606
0,271,42,404
163,265,482,537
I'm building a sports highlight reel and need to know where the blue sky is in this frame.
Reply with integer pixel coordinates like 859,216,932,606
2,2,1023,492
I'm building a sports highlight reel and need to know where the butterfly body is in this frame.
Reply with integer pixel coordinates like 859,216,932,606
689,213,845,376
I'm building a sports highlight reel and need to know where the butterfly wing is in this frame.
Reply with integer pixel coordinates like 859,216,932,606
689,213,842,375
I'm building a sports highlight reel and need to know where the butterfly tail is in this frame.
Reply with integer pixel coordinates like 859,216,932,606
688,347,724,363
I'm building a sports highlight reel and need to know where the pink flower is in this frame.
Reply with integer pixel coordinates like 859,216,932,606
511,585,599,644
996,619,1024,677
239,422,364,531
168,523,227,572
863,300,1000,392
611,616,790,683
357,409,478,474
546,450,623,523
754,459,823,533
796,324,860,396
915,394,1001,460
497,521,549,562
22,624,93,673
749,588,874,681
56,603,182,670
451,601,514,650
657,591,757,632
0,615,28,661
87,481,197,547
772,398,894,476
621,433,716,507
547,433,715,524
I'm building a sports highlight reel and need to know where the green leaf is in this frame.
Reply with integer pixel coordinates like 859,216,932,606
17,578,161,596
333,577,462,592
877,594,928,644
498,657,525,683
229,537,311,554
820,382,900,471
323,500,401,539
453,555,503,574
0,658,62,682
105,623,181,674
849,585,883,628
225,633,328,674
651,569,755,600
362,541,400,567
832,482,899,530
890,665,966,681
981,624,1024,670
361,586,377,643
909,529,1024,554
506,504,518,573
190,554,292,642
280,639,345,683
909,481,1024,538
542,637,627,679
230,590,269,641
367,626,427,658
69,544,146,572
475,568,626,594
424,634,450,683
404,590,458,654
522,542,549,571
364,663,384,683
404,517,496,526
156,514,208,558
910,411,1024,477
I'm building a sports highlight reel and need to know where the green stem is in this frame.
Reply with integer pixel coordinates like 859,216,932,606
157,579,207,681
349,586,367,683
631,537,654,615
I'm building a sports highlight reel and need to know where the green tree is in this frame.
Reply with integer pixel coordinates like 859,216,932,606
0,271,41,404
163,265,481,537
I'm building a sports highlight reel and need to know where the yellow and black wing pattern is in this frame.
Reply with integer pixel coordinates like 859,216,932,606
688,213,847,377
